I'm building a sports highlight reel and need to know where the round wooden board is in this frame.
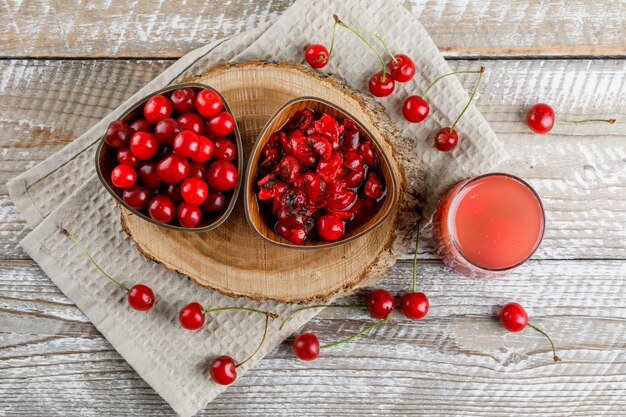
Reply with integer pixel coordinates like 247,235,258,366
121,61,417,303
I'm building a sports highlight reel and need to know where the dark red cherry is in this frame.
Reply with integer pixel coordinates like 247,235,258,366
212,138,236,161
400,292,429,320
207,160,238,191
162,183,182,204
293,333,320,361
170,87,196,114
173,131,200,158
138,160,163,189
154,118,182,145
434,127,458,152
177,112,204,135
122,184,150,210
117,148,139,169
359,141,378,167
148,195,175,223
105,121,132,149
176,202,202,228
129,118,154,134
201,191,227,213
188,161,208,180
179,302,205,330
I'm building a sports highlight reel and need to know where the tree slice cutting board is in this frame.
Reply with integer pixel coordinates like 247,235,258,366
121,61,418,303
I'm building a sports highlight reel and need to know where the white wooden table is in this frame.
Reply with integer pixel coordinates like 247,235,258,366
1,1,625,415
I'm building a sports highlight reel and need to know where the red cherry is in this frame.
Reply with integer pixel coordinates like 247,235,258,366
176,202,202,228
364,172,384,200
499,302,528,332
195,89,223,118
366,289,396,319
117,148,139,169
122,184,150,209
177,112,204,135
209,355,237,385
173,131,200,158
147,195,175,223
170,87,196,113
526,103,555,134
293,333,320,361
188,161,208,179
276,223,307,244
434,127,458,152
207,112,235,137
212,138,236,161
127,284,155,311
207,160,238,191
368,71,395,97
201,191,226,213
138,160,164,189
278,156,302,182
129,118,154,134
154,118,181,145
157,154,189,184
388,54,415,82
105,121,132,149
343,149,363,171
400,292,429,320
143,94,172,124
343,168,365,187
162,183,183,204
111,164,137,188
130,132,159,160
179,302,205,330
359,141,378,166
316,214,344,242
192,136,214,163
402,96,430,123
181,178,208,205
304,44,329,69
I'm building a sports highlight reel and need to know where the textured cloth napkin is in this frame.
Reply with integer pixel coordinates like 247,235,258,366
8,0,506,415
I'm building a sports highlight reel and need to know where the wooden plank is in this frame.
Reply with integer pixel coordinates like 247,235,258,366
1,259,624,416
1,59,624,260
0,0,625,58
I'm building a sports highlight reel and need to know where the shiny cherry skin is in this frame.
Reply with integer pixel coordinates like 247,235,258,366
177,202,202,228
192,136,214,163
316,214,344,242
129,118,154,134
293,333,320,361
177,112,204,135
434,127,459,152
207,112,235,137
173,131,200,158
170,87,196,113
147,195,175,224
188,161,208,179
366,289,396,319
122,184,150,209
201,191,226,213
111,164,137,188
499,302,528,332
207,160,238,191
343,149,363,171
402,95,430,123
209,355,237,385
181,177,209,205
179,302,205,330
304,44,329,69
154,118,181,145
157,154,189,184
368,71,395,97
526,103,555,134
195,89,223,118
364,172,384,200
130,132,159,159
212,138,236,161
117,148,139,169
143,94,172,124
400,292,429,320
127,284,155,311
138,161,163,189
162,183,183,204
388,54,415,82
359,141,378,166
105,120,133,148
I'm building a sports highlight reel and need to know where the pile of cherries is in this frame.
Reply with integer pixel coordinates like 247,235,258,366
104,87,239,228
256,109,386,244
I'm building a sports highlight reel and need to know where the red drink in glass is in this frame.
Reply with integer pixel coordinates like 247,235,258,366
433,173,545,278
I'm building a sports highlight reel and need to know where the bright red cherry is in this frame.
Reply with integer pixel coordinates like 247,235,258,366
130,132,159,159
499,302,528,332
434,128,459,152
138,160,163,189
177,112,204,135
207,160,238,191
170,87,196,113
173,131,200,158
212,138,236,161
181,177,208,205
209,355,237,385
293,333,320,361
201,191,226,213
143,94,172,124
400,292,429,320
157,154,189,184
368,71,395,97
402,95,430,123
127,284,155,311
207,112,235,137
129,118,154,134
316,214,344,242
304,44,329,69
179,302,205,330
196,89,223,118
105,120,132,149
122,184,150,209
117,148,139,169
388,54,415,82
192,136,214,163
366,289,396,319
147,195,175,224
154,118,181,145
111,164,137,188
526,103,555,134
177,202,202,228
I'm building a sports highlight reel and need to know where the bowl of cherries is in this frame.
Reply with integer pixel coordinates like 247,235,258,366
96,83,243,232
244,97,397,249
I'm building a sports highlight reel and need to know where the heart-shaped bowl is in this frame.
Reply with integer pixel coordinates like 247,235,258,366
244,96,398,249
95,82,243,232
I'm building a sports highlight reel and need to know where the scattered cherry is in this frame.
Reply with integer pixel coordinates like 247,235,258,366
388,54,415,82
368,71,395,97
143,94,172,124
105,120,132,149
179,302,206,330
434,128,459,152
111,164,137,188
195,89,223,118
366,289,396,319
209,356,237,385
305,44,330,69
402,96,430,123
293,333,320,361
526,103,616,134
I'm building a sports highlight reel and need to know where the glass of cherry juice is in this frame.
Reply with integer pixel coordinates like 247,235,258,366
433,173,545,278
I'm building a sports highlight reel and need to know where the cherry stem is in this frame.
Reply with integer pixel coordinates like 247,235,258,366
412,221,421,293
422,68,485,97
323,22,339,60
450,66,485,132
320,312,391,349
333,14,388,81
235,315,269,368
527,323,561,362
357,28,398,63
280,304,369,331
556,118,616,125
202,306,279,319
62,228,130,292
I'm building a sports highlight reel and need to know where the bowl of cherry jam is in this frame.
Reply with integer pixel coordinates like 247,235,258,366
95,83,243,232
244,97,397,249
